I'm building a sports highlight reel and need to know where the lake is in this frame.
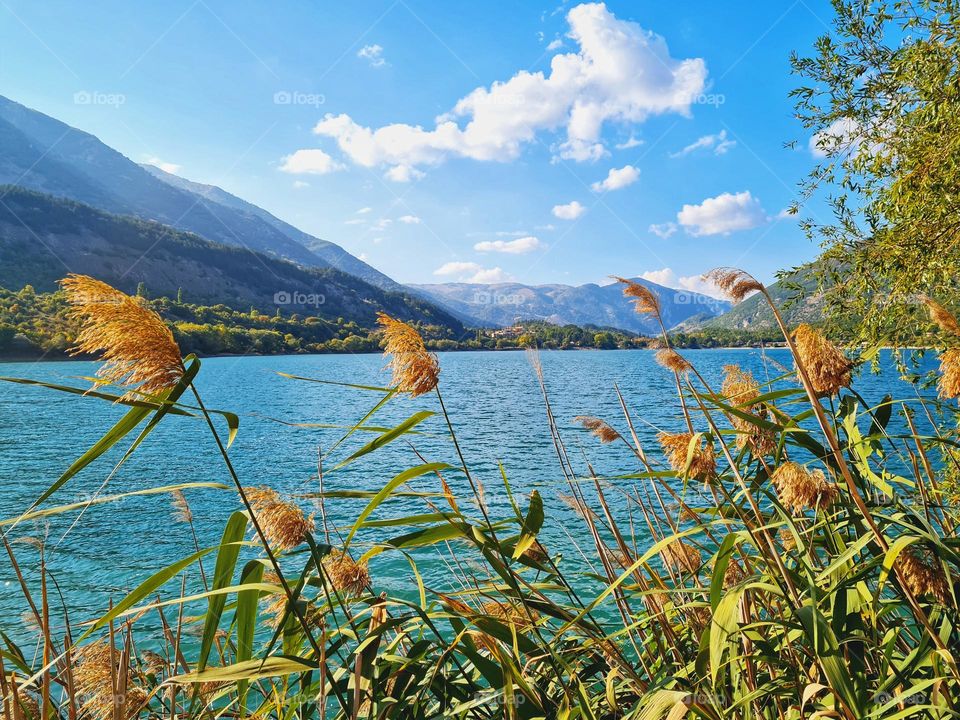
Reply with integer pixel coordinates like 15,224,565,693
0,348,939,636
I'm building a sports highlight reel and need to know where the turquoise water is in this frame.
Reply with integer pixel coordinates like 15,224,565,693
0,348,939,638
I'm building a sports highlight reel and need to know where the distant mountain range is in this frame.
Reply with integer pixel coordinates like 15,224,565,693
411,280,730,334
0,94,747,337
0,187,461,329
0,94,397,291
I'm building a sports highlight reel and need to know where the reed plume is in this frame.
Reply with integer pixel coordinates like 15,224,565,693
482,600,536,628
74,640,147,720
246,487,314,551
171,489,193,523
322,550,370,596
658,432,716,482
704,268,764,303
60,275,183,397
771,462,839,513
377,313,440,397
938,349,960,399
613,277,660,317
896,548,951,604
661,539,701,575
721,364,775,455
791,324,852,396
655,348,691,373
574,416,621,443
923,296,960,337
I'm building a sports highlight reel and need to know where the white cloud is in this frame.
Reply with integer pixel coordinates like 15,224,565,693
433,261,509,283
279,148,343,175
546,38,563,51
384,164,425,182
344,218,366,225
434,261,481,276
639,267,726,299
474,236,542,254
670,129,735,158
648,221,677,239
306,3,706,175
809,117,861,158
373,218,393,230
591,164,639,192
145,156,181,174
615,135,644,149
292,180,310,189
552,200,586,220
358,44,387,68
357,207,373,214
398,214,422,224
677,190,767,236
470,266,509,283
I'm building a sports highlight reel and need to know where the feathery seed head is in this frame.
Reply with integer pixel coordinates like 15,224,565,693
74,640,147,720
722,365,776,455
377,313,440,397
704,268,763,303
771,462,839,513
661,539,701,575
613,277,661,317
247,487,314,551
658,432,716,483
171,489,193,524
574,416,621,443
481,600,535,628
923,296,960,337
60,275,183,398
323,550,370,596
896,548,951,604
938,349,960,399
792,324,852,396
655,348,692,373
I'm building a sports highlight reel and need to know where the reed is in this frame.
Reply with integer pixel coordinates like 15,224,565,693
3,275,960,719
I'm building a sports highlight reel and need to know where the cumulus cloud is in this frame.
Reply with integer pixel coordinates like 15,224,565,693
358,44,386,68
639,268,726,299
433,261,508,283
648,221,677,239
670,129,735,158
384,164,425,182
280,149,343,175
398,214,422,224
677,190,767,236
357,207,373,214
615,135,644,149
553,200,586,220
591,164,640,192
473,236,542,254
303,3,706,176
546,38,563,51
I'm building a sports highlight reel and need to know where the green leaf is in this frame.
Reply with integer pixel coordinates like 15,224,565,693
198,511,248,672
334,411,435,470
512,490,544,560
344,462,451,548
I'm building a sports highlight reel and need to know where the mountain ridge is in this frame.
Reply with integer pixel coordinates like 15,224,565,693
411,279,730,334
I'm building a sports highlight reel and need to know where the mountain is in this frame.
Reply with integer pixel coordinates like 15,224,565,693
0,187,462,330
683,266,822,331
410,280,730,334
0,95,398,291
139,164,402,292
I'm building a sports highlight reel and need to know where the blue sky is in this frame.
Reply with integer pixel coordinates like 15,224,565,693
0,0,836,295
